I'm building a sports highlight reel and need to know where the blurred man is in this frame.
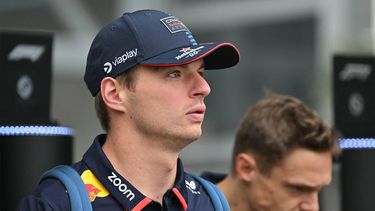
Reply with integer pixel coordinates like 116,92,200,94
204,93,340,211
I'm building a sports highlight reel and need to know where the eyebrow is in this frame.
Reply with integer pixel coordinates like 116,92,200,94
284,181,328,191
154,61,205,72
180,61,205,70
197,62,205,70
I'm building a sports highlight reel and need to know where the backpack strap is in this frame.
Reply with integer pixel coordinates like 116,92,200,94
40,165,93,211
40,166,228,211
192,175,230,211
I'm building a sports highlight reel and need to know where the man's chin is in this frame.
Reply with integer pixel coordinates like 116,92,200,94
176,131,202,147
188,129,202,141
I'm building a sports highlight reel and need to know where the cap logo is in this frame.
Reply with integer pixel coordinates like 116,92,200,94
103,48,138,74
175,46,204,60
103,62,112,73
160,16,189,33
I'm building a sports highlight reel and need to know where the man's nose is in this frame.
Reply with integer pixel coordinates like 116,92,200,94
300,193,319,211
190,74,211,98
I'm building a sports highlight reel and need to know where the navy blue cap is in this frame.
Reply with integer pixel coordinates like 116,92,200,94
84,9,240,96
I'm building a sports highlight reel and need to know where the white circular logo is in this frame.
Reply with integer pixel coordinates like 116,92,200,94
185,180,196,190
348,92,364,117
189,181,196,190
17,75,33,100
104,62,112,74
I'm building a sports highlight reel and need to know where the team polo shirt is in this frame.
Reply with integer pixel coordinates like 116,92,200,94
17,134,216,211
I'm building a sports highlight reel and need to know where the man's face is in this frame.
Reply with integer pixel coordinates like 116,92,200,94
123,59,210,150
248,148,333,211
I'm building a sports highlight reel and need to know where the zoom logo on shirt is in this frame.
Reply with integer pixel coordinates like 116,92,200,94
108,172,135,201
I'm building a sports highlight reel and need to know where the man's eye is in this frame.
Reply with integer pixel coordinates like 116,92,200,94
168,71,181,78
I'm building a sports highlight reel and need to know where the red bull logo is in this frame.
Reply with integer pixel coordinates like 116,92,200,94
81,170,109,202
85,183,101,201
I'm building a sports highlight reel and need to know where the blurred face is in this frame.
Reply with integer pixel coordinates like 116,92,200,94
248,148,333,211
124,59,211,150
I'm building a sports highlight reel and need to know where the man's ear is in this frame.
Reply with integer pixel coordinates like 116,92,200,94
235,152,257,182
100,77,126,112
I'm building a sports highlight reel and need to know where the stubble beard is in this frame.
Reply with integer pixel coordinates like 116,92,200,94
135,118,202,152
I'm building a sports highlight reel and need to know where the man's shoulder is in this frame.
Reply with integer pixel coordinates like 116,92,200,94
183,171,229,211
17,175,70,210
17,162,87,211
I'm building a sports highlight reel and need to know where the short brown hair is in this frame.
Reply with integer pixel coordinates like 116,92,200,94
232,93,340,175
94,68,137,132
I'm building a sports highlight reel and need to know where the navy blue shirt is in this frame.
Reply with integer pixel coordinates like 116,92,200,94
17,134,215,211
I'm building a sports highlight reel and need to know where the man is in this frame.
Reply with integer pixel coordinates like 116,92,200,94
204,94,340,211
17,9,240,210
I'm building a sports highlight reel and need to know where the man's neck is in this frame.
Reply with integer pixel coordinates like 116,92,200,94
217,175,253,211
103,132,179,203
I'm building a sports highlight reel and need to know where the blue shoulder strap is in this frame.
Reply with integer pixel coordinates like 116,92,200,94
40,165,93,211
40,165,228,211
192,175,230,211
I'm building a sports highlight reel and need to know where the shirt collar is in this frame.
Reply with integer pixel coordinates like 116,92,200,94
82,134,189,210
